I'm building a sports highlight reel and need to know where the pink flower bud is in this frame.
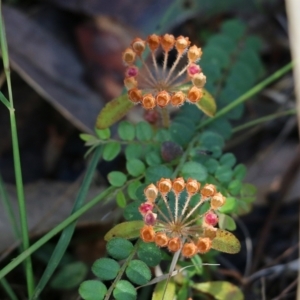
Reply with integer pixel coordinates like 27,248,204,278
125,66,139,77
204,212,218,226
144,211,157,226
187,63,201,77
139,203,153,215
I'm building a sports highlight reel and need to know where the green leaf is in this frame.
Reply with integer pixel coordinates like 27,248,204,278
199,131,225,149
125,144,143,160
116,190,127,208
92,258,120,281
118,121,135,141
136,121,153,141
196,89,216,117
79,134,96,142
170,122,194,147
219,153,236,168
218,197,237,214
218,214,237,231
107,238,133,260
212,229,241,254
228,179,242,195
104,221,144,241
154,129,171,143
204,158,219,174
107,171,127,187
145,165,172,183
126,159,146,177
146,150,162,166
207,34,236,53
208,118,232,140
79,280,107,300
96,94,134,129
245,35,263,52
50,261,88,290
241,183,257,196
137,242,162,267
123,201,143,221
103,142,121,161
202,45,230,68
215,165,233,183
126,260,151,285
181,161,208,182
127,181,141,201
95,128,111,140
221,19,246,41
152,280,176,300
192,281,244,300
233,164,247,180
113,280,137,300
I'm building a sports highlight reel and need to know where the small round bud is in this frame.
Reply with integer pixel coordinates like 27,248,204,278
161,141,183,162
171,91,186,107
144,211,157,226
125,66,139,78
172,177,185,194
122,48,136,65
187,45,202,62
161,34,175,52
186,178,200,195
182,242,198,258
124,77,138,90
147,34,161,51
131,38,146,55
140,225,155,242
192,73,206,88
154,232,169,247
211,193,226,210
144,184,158,203
204,212,218,226
175,36,190,53
144,109,159,124
128,88,142,103
142,94,156,110
201,184,217,198
187,63,201,77
157,178,172,195
196,237,212,254
139,202,154,215
167,237,182,252
187,86,203,103
156,91,171,108
203,226,217,240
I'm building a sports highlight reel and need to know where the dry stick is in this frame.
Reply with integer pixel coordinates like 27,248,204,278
250,146,300,274
272,277,298,300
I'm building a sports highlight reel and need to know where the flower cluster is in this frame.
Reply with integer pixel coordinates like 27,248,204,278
122,34,206,109
139,178,226,258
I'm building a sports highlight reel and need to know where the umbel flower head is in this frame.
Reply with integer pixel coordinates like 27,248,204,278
139,179,226,258
122,34,206,109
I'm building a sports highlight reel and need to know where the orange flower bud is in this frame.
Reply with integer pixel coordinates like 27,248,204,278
124,77,138,90
144,184,158,203
154,232,169,247
140,225,155,242
201,184,217,198
182,242,198,258
131,38,146,55
142,94,156,109
128,88,142,103
187,45,202,62
211,193,226,210
172,177,185,194
147,34,161,51
161,34,175,52
156,91,171,108
168,237,182,252
175,36,190,53
122,48,136,65
203,226,217,240
187,86,203,103
186,178,200,195
196,237,212,254
171,91,186,107
192,73,206,88
157,178,172,194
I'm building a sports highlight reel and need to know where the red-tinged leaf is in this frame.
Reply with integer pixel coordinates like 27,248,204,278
96,94,134,129
104,221,144,241
212,229,241,254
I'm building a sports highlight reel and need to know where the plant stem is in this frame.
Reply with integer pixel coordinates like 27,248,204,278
197,61,294,130
0,278,18,300
0,5,34,297
232,109,297,133
160,107,170,128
